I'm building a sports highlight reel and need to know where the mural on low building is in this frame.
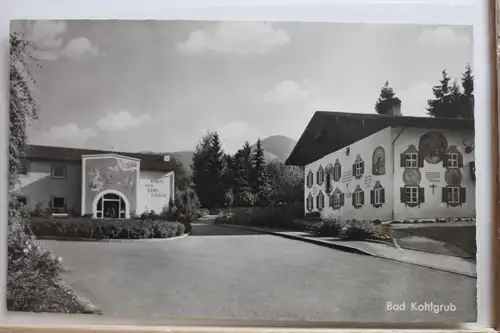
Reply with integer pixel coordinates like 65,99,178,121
418,131,448,164
372,146,385,175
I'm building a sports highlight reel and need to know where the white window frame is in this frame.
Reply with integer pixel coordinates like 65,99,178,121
373,188,383,205
307,196,314,210
333,193,341,209
307,172,314,187
334,164,341,180
447,186,460,204
52,197,66,209
355,160,364,177
354,191,363,207
51,163,66,179
447,153,459,168
317,168,325,184
405,153,418,168
405,186,419,204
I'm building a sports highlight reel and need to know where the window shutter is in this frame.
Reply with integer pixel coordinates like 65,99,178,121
370,190,374,205
460,187,466,203
352,163,356,177
418,187,425,203
458,153,464,168
380,188,385,203
400,187,405,203
442,187,448,203
328,195,332,207
316,171,320,184
400,153,406,167
340,193,345,206
442,153,449,168
418,152,424,168
351,192,355,207
360,162,365,176
360,191,365,205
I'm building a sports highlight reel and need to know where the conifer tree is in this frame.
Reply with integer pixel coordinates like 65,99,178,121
374,81,401,115
251,138,269,204
206,132,225,208
191,132,213,208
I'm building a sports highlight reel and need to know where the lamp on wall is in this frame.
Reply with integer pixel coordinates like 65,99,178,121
462,138,475,154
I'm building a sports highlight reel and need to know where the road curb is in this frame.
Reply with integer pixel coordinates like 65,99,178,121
218,224,477,278
34,233,189,243
53,278,102,315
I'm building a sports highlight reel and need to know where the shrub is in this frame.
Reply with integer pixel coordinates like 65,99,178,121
8,201,97,314
28,217,186,240
233,191,255,207
340,220,377,240
315,219,342,237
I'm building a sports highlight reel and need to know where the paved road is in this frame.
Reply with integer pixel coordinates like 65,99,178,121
39,219,476,323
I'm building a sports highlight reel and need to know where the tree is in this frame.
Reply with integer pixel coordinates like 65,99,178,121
427,70,454,118
231,144,254,207
265,161,304,205
206,132,225,208
251,138,269,204
10,33,39,191
427,67,474,119
374,81,401,115
191,132,213,208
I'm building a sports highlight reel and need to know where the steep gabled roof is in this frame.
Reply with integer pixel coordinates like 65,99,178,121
25,145,177,172
285,111,474,166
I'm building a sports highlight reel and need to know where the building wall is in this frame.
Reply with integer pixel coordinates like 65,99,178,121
392,127,476,220
304,127,394,221
82,156,139,216
14,160,82,214
137,171,175,215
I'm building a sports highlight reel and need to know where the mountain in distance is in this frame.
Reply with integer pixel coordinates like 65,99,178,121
250,135,297,163
142,135,297,172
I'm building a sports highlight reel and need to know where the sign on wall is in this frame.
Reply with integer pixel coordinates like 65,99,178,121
145,179,169,199
425,171,441,183
341,171,353,183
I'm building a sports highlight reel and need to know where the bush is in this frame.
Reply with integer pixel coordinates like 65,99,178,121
221,203,304,230
233,191,255,207
340,220,377,240
8,202,97,313
315,219,342,237
28,217,187,240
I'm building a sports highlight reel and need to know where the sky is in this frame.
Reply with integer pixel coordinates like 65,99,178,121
10,20,473,154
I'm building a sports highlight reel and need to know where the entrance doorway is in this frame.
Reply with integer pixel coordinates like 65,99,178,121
95,192,127,219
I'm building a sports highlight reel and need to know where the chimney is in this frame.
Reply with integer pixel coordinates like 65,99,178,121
387,97,402,116
163,155,171,162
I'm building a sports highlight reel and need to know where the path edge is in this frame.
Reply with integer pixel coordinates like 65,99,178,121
218,223,477,278
33,233,189,243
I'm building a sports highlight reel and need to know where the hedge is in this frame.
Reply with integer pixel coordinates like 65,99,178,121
28,218,187,240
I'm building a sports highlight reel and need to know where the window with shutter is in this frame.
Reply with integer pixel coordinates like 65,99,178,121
317,166,325,185
403,186,420,207
317,191,325,210
307,170,314,188
418,187,425,203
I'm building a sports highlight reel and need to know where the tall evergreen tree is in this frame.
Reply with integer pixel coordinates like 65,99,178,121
374,81,401,115
460,63,474,118
426,70,454,118
251,138,269,204
206,132,225,208
191,132,213,208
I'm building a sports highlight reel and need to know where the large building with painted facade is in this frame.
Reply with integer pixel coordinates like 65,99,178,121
286,109,476,222
13,145,176,218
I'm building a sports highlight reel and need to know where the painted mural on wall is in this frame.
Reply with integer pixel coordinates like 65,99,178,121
418,131,448,164
325,163,333,194
84,156,139,215
372,146,385,175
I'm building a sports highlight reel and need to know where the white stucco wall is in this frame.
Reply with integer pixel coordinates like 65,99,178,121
304,127,394,221
137,171,175,215
392,127,475,220
14,161,82,214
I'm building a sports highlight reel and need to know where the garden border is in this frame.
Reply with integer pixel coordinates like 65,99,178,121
52,278,102,315
34,233,189,243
